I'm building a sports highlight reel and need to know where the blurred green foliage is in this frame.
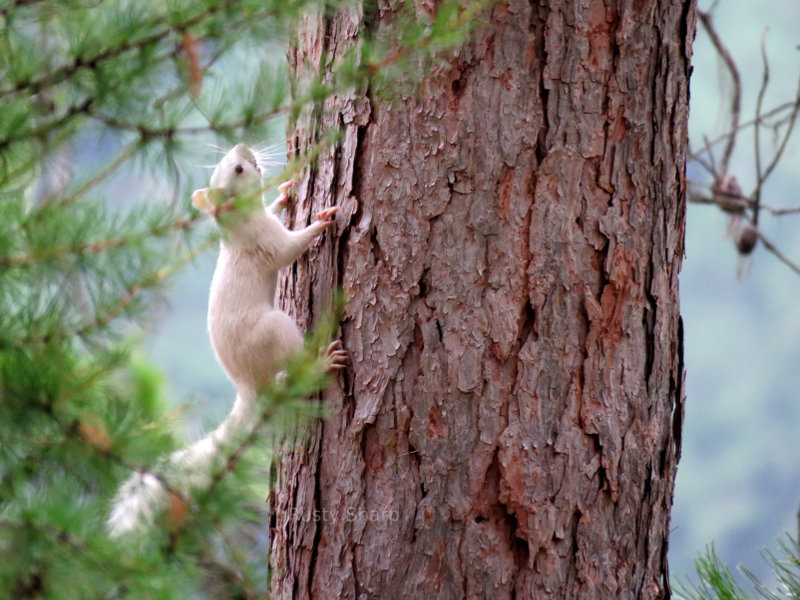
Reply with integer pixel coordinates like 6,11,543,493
676,538,800,600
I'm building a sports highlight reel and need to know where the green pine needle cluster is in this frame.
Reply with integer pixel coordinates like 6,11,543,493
677,537,800,600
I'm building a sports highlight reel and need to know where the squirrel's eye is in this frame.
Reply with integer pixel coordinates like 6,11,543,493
234,164,243,174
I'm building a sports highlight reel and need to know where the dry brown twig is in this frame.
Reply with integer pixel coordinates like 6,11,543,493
689,9,800,276
697,10,741,175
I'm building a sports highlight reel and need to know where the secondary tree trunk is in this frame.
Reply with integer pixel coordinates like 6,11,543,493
270,1,694,598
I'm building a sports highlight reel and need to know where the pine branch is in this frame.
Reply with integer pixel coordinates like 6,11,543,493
9,238,214,349
0,0,238,99
0,214,199,270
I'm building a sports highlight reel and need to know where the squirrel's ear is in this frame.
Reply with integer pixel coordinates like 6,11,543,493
192,188,213,212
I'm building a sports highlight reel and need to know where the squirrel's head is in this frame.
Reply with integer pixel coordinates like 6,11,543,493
209,143,261,192
192,144,262,222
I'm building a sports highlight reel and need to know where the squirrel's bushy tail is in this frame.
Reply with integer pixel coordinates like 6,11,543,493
107,390,255,536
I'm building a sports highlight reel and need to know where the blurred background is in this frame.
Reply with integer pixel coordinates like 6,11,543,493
670,0,800,585
68,0,800,586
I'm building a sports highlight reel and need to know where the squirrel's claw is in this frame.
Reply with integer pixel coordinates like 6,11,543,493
316,206,340,225
323,340,348,372
274,181,294,210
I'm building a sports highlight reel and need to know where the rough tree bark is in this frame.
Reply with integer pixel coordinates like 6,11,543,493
270,1,694,598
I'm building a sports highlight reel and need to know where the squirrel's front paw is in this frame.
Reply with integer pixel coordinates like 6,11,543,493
316,206,340,227
323,340,348,372
274,181,295,211
317,206,339,223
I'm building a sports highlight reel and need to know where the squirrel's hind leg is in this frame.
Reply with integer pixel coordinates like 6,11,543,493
245,309,304,388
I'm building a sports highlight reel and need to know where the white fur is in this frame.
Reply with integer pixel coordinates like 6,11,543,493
107,144,334,536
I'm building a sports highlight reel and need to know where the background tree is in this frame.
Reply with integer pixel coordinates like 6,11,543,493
270,1,693,598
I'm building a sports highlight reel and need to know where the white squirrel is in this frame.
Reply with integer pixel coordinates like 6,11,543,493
107,143,346,536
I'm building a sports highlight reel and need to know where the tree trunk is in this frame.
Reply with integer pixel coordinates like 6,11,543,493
270,1,694,598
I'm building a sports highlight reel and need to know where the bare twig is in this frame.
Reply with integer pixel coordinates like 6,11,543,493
698,9,741,174
764,205,800,216
689,149,716,175
690,194,800,216
756,229,800,277
688,188,748,212
693,99,800,153
753,28,770,225
688,11,800,280
688,180,800,216
702,134,718,173
756,74,800,191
